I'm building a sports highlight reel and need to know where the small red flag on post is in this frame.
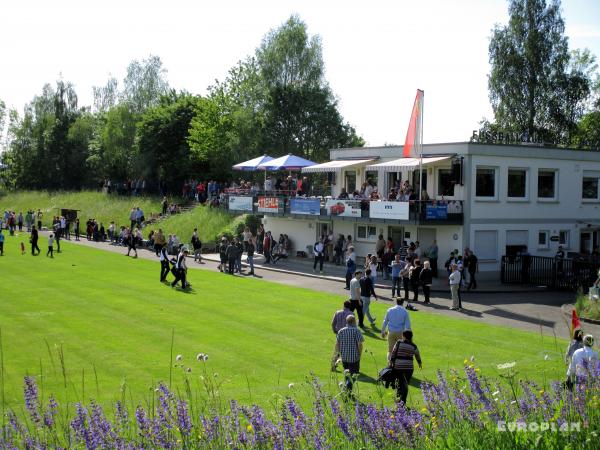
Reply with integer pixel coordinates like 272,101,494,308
571,309,581,337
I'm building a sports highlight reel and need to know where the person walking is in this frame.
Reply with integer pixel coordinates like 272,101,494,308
420,261,433,303
335,315,364,392
313,239,325,274
401,260,412,301
449,264,462,310
565,329,584,366
159,244,170,283
0,228,4,256
218,237,228,272
30,225,40,255
171,247,190,289
74,218,80,241
263,231,272,264
360,269,378,327
126,228,138,258
46,232,55,258
381,298,412,358
466,250,478,290
331,300,353,371
349,270,364,327
389,330,422,405
191,228,203,263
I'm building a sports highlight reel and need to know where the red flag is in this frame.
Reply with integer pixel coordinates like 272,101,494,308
571,309,581,336
402,90,424,158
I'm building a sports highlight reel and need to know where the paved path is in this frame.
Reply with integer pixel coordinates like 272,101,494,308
62,236,597,340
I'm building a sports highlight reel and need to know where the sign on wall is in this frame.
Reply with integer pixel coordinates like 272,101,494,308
325,199,362,217
425,204,448,220
289,198,321,215
257,196,281,213
369,201,409,220
228,196,254,212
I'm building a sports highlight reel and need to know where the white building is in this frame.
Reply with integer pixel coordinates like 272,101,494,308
229,142,600,278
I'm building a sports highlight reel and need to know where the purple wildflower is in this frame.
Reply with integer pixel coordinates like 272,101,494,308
23,376,41,425
176,399,192,436
43,396,58,429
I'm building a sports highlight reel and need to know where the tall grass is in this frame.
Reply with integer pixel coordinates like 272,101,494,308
0,191,162,230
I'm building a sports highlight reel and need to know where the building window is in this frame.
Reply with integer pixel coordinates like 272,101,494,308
437,169,455,196
473,230,498,261
357,225,377,241
582,172,599,200
475,167,497,198
345,171,356,193
538,230,549,249
507,168,528,199
559,230,570,248
537,169,557,200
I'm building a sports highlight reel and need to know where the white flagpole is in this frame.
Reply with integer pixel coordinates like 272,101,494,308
418,90,424,202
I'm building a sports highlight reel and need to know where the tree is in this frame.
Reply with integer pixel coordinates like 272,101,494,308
137,92,203,189
488,0,590,142
0,98,6,150
92,76,119,113
121,55,170,114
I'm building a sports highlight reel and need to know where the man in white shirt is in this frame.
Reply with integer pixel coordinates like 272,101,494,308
567,334,599,387
313,239,325,273
349,270,364,327
449,264,462,310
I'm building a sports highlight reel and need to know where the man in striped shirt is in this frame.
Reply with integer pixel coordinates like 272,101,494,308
389,330,422,404
336,315,364,391
331,301,353,371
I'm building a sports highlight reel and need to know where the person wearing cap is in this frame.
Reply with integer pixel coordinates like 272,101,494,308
567,334,599,387
171,247,190,289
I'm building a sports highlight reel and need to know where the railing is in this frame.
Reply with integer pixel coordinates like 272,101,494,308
501,255,600,290
221,193,463,224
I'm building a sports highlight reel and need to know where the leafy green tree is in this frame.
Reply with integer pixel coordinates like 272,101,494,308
488,0,590,142
97,104,137,181
572,111,600,149
137,92,203,189
121,55,170,114
92,76,119,113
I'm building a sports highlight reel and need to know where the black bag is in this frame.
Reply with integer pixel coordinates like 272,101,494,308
378,367,396,388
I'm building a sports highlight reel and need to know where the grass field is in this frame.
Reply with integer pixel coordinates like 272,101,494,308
0,234,568,415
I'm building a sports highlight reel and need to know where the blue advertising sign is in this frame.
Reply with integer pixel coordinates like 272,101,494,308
426,204,448,220
290,198,321,215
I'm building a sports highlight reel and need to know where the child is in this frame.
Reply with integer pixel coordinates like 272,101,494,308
47,232,55,258
20,242,26,255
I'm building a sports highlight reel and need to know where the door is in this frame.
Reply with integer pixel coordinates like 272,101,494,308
388,226,404,250
317,222,330,241
417,228,436,256
581,231,592,254
345,170,356,193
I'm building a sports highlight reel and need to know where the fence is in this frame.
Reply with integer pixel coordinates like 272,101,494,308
501,255,600,290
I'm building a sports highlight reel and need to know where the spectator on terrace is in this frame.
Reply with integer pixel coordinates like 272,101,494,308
388,188,398,200
338,188,349,199
370,188,381,200
352,190,362,199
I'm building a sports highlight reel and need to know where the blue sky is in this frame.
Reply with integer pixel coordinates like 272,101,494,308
1,0,599,146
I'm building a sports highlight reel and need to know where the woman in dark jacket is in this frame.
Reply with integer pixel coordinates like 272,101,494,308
410,259,422,302
419,260,433,304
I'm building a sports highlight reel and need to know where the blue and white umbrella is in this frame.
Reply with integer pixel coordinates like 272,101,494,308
232,155,274,171
257,154,316,171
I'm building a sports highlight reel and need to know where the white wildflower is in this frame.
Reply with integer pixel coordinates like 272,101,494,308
288,383,295,389
544,354,550,361
497,362,516,370
470,355,475,362
492,391,500,396
203,354,209,361
196,353,205,361
176,354,183,361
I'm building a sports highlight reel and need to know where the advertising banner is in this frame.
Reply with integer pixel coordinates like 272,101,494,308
228,196,254,212
325,199,362,217
257,196,281,213
289,198,321,215
369,201,409,220
425,204,448,220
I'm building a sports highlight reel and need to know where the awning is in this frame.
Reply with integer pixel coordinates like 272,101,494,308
301,159,375,173
365,156,451,171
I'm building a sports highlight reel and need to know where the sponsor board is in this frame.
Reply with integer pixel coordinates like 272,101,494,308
289,198,321,215
228,196,254,212
257,196,282,213
369,201,409,220
325,199,362,217
425,204,448,220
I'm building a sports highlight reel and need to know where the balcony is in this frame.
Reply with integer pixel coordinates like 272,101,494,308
221,191,463,225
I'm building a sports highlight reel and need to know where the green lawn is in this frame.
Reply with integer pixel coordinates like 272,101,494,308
0,235,568,414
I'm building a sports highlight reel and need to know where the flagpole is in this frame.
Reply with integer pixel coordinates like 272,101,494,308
418,90,424,203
